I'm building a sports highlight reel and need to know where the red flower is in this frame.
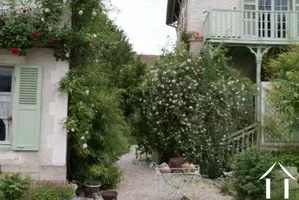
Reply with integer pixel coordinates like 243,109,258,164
49,36,56,43
32,32,39,39
11,48,19,55
194,31,200,38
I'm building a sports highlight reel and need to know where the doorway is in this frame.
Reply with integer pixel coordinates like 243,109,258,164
258,0,289,38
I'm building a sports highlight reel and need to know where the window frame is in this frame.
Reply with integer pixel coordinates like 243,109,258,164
0,66,14,146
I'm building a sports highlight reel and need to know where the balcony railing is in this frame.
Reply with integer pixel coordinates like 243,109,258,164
203,9,299,45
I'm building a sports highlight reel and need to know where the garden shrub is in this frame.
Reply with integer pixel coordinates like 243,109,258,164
88,164,123,189
230,148,273,199
0,173,31,200
25,181,74,200
273,154,299,171
55,0,145,190
267,45,299,135
137,45,255,178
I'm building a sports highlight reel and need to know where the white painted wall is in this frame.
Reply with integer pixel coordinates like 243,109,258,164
0,48,69,180
181,0,241,52
187,0,241,33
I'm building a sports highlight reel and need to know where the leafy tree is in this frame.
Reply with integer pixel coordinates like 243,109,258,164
137,45,255,178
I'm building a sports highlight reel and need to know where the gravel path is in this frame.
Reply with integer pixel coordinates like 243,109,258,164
114,146,233,200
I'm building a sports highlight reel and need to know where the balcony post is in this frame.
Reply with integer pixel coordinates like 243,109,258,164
247,46,270,147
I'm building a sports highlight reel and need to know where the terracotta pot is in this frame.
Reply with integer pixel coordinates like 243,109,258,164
181,163,195,173
168,156,185,168
160,166,170,173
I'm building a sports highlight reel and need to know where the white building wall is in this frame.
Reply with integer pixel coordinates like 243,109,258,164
186,0,242,52
187,0,242,33
0,48,69,181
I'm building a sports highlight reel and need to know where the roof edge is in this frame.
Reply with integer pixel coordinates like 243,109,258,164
166,0,181,25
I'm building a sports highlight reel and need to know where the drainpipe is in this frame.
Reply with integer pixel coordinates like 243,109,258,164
247,46,270,147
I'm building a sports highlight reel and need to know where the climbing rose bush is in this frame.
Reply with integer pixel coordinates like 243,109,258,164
138,46,255,175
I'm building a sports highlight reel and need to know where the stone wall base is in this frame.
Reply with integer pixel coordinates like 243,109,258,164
0,164,66,181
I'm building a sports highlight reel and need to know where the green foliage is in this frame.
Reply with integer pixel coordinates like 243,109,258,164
271,189,299,200
25,182,74,200
273,154,299,170
230,148,273,199
0,173,31,200
267,46,299,134
220,180,234,196
137,45,255,178
56,0,145,190
1,0,146,191
87,164,122,189
0,0,85,60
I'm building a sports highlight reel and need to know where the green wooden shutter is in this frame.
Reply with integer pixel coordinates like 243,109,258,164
12,65,43,151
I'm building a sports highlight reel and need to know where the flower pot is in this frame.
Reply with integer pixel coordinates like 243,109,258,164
84,182,101,198
168,156,185,168
101,191,118,200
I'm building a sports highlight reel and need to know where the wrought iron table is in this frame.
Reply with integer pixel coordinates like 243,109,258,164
150,162,201,200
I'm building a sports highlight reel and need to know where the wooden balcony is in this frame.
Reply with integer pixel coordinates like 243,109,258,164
203,9,299,46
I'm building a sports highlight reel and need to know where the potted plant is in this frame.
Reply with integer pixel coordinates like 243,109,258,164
84,176,102,198
101,190,118,200
168,153,185,169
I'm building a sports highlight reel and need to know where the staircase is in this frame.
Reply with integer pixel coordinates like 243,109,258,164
228,123,258,154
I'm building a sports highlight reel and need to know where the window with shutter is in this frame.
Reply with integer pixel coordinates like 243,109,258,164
11,65,43,151
0,68,13,145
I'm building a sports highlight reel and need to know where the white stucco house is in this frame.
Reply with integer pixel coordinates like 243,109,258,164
0,48,68,181
166,0,299,149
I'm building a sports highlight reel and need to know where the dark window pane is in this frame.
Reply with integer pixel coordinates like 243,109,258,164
0,119,5,141
282,0,288,6
0,71,12,92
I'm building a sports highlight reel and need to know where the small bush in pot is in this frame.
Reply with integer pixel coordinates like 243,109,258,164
230,148,274,200
84,165,103,198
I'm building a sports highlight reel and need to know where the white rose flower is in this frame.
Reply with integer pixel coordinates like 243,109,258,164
78,10,83,15
71,128,75,132
83,144,87,148
81,136,85,140
93,34,97,38
65,53,70,57
44,8,50,13
63,0,67,3
92,11,97,16
41,17,45,22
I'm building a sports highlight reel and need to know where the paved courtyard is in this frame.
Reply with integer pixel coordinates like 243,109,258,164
114,146,233,200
